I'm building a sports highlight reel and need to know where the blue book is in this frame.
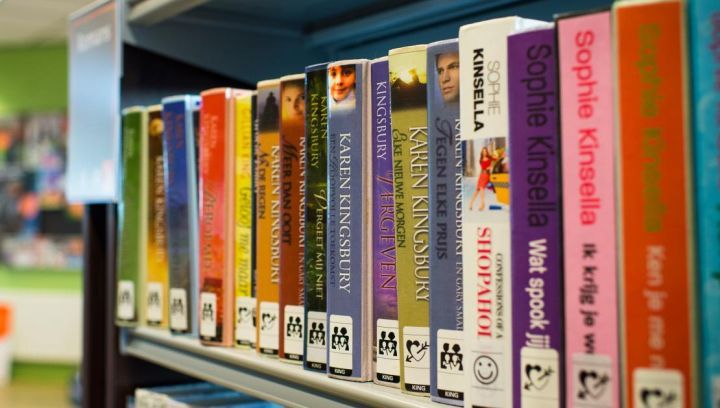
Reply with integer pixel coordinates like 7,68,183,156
326,59,372,381
162,95,201,335
689,1,720,406
427,38,464,405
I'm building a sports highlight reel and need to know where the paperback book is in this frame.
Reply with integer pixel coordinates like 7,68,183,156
234,91,257,348
458,16,544,407
255,79,282,356
116,106,148,327
199,88,247,346
303,63,329,372
688,0,720,406
614,0,696,406
388,44,431,396
508,24,564,408
557,10,619,407
426,38,464,405
371,56,400,388
326,60,373,381
145,104,169,328
162,95,201,335
278,74,306,362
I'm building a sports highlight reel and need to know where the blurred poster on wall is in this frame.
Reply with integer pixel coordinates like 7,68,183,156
0,113,83,270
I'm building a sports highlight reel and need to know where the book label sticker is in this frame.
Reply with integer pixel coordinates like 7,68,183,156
259,301,279,355
403,325,430,393
437,329,465,401
468,339,506,405
235,296,257,347
329,314,353,376
117,280,135,321
169,288,188,331
376,318,400,384
306,311,327,370
632,368,683,408
199,292,217,339
146,282,163,325
283,304,304,361
520,347,560,407
571,353,613,407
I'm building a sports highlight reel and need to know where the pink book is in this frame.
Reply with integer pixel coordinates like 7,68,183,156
557,10,619,408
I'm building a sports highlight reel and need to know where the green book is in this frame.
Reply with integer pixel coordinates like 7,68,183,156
116,106,149,326
388,44,430,396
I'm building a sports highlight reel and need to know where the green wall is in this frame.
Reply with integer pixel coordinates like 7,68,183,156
0,44,81,290
0,44,68,114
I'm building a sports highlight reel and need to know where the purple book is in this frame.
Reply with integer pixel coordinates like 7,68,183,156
508,25,564,407
370,57,400,387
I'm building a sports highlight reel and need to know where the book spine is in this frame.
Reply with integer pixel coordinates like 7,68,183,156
255,82,281,356
557,11,620,407
303,64,329,372
235,93,256,347
199,89,234,346
458,18,519,407
162,97,197,334
279,76,306,362
146,106,169,328
388,46,431,395
371,58,400,388
116,108,147,327
188,101,201,336
327,61,372,381
426,40,464,405
508,27,564,407
689,1,720,406
614,1,696,406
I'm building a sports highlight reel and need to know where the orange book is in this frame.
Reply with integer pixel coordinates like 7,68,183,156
614,0,696,406
255,80,282,356
198,88,248,346
278,74,306,362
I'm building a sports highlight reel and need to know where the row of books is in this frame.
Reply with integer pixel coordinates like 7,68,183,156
133,382,280,408
114,0,719,406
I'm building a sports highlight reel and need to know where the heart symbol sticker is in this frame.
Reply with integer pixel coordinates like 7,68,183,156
578,369,609,400
405,339,428,363
523,364,553,392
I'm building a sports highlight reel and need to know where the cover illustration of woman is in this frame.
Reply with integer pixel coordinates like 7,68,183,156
469,147,492,211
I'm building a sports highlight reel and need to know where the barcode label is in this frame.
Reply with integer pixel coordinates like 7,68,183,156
200,292,217,339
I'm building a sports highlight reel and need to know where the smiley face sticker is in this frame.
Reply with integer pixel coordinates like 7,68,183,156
474,355,500,385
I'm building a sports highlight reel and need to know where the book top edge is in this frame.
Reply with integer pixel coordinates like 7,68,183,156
280,73,305,81
371,56,388,63
257,79,281,87
162,95,199,104
148,104,162,111
328,59,369,67
613,0,681,9
388,44,427,55
305,62,329,71
121,106,146,114
428,38,458,48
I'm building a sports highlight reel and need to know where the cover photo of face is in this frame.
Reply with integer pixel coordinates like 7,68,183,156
435,51,459,104
328,64,356,111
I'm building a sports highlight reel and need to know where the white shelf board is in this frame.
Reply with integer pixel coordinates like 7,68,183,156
122,327,441,408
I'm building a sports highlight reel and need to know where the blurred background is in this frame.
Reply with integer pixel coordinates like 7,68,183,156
0,1,95,406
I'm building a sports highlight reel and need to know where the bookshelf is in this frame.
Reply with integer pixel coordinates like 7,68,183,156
82,0,613,406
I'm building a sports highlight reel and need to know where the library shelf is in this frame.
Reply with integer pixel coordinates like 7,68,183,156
122,327,439,408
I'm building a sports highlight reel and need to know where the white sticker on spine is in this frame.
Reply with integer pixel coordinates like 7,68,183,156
437,329,465,401
520,347,560,407
199,292,217,339
235,296,256,346
169,288,188,331
306,311,327,369
376,318,400,384
329,314,353,376
283,304,304,361
146,282,163,324
572,353,613,407
633,368,683,408
117,280,135,321
403,325,430,394
258,301,279,355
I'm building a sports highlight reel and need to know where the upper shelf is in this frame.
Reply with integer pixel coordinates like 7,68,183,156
122,327,440,408
122,0,611,84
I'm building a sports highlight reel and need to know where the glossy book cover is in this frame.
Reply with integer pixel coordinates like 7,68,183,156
278,74,306,362
371,57,400,388
388,44,431,396
145,104,169,328
303,63,329,372
326,60,373,381
427,39,464,405
162,95,201,335
508,25,564,408
255,80,282,356
557,10,619,408
116,107,148,327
